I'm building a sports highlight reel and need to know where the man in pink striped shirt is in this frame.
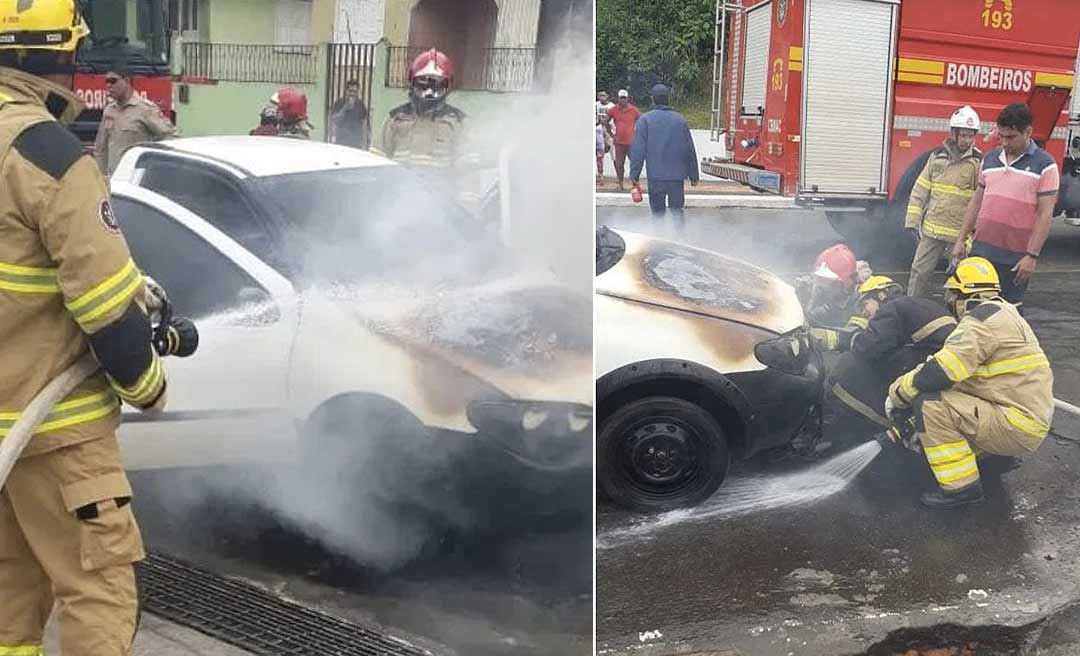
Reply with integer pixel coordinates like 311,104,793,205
952,104,1059,311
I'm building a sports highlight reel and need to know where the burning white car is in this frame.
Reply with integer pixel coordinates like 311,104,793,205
109,138,592,519
595,226,825,512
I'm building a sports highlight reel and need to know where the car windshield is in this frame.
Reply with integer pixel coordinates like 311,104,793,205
254,166,507,284
79,0,169,70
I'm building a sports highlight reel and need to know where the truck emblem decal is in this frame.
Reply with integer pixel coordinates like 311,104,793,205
777,0,788,26
17,0,33,13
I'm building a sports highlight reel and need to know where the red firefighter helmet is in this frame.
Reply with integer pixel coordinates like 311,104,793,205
812,244,857,286
408,48,454,86
276,87,308,122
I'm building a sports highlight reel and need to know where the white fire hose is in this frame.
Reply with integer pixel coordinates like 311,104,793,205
0,354,98,488
1055,397,1080,419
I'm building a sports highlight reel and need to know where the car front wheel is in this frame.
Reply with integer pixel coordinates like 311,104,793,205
598,396,729,513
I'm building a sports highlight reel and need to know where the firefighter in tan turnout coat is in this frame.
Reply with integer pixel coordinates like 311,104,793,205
0,2,191,654
904,105,983,298
886,257,1053,509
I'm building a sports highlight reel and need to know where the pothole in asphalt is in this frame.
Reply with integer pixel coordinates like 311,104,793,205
856,621,1039,655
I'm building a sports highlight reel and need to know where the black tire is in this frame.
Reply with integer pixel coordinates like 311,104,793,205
298,397,461,568
825,211,872,255
598,396,729,513
825,148,933,264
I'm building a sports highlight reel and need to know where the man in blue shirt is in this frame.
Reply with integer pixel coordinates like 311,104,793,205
629,84,700,227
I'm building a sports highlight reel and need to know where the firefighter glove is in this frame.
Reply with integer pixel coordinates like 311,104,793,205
810,327,855,352
142,275,168,320
810,328,837,351
877,414,920,453
154,317,199,357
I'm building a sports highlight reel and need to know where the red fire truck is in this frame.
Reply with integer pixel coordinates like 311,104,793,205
70,0,174,144
703,0,1080,254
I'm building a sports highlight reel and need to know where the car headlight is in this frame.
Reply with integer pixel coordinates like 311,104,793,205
467,400,593,435
753,327,810,375
466,400,593,470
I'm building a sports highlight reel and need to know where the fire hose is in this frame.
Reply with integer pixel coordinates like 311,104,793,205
0,353,98,488
1054,397,1080,418
0,295,197,489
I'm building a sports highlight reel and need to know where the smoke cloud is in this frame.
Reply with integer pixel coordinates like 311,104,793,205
127,5,594,606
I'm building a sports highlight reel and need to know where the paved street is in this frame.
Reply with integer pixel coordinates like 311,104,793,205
119,463,592,656
596,207,1080,655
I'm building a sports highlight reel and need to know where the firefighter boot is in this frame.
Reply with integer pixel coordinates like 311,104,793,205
920,480,984,509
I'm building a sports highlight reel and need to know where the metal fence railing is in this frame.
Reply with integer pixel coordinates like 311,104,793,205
181,43,319,85
386,46,536,92
386,46,427,88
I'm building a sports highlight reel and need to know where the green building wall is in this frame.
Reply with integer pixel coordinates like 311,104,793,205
203,0,276,44
176,41,523,146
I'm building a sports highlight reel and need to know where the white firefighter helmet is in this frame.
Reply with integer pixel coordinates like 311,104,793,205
949,105,980,131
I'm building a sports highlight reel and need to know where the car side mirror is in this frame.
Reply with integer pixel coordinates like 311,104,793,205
232,287,280,326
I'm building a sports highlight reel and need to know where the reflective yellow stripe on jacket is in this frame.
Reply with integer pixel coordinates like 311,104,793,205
929,182,974,198
0,261,59,294
922,219,962,239
974,353,1050,378
847,315,869,330
1004,406,1050,439
65,258,142,329
934,349,971,382
108,352,164,407
0,646,44,655
911,315,956,343
0,390,118,439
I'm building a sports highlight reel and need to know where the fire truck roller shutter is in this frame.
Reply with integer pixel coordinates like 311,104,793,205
824,145,931,263
801,0,899,195
741,1,772,117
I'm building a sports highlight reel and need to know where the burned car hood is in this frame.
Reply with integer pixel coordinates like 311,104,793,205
595,230,804,335
323,278,593,405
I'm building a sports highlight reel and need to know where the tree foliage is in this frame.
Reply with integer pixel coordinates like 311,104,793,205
596,0,715,100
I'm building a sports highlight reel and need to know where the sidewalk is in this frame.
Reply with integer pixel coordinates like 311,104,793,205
44,614,250,655
595,187,796,209
595,177,747,195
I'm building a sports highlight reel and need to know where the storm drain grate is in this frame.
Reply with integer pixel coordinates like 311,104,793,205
139,552,440,656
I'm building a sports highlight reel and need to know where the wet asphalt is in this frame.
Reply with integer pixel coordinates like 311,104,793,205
128,458,592,655
597,207,1080,655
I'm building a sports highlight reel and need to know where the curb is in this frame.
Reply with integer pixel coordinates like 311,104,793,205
595,192,799,209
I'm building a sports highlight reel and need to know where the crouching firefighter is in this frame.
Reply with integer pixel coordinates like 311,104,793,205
795,244,874,329
0,3,198,655
810,276,956,432
884,257,1053,509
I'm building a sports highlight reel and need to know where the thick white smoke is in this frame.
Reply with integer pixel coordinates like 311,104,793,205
129,17,595,579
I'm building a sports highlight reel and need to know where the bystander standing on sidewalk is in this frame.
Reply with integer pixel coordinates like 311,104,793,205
596,113,608,185
329,79,370,149
596,91,614,166
607,89,640,191
629,83,699,229
952,103,1059,312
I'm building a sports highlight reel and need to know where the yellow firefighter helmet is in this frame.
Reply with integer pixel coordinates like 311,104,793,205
944,257,1001,296
857,275,901,297
0,0,90,53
